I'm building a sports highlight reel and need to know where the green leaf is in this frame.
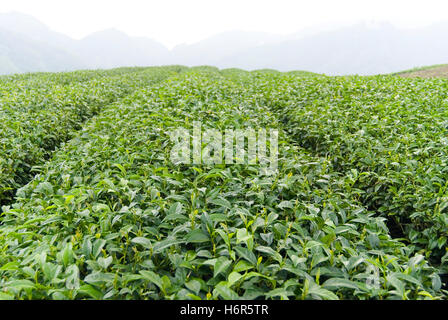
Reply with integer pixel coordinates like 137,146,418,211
185,280,201,295
42,262,61,282
98,256,113,269
308,284,339,300
5,280,36,291
235,246,257,266
0,292,14,300
131,237,153,249
322,278,359,290
233,260,254,273
213,284,239,300
61,243,74,267
185,229,210,243
153,238,183,253
214,257,232,278
84,272,115,285
255,246,283,263
227,272,243,288
92,239,106,259
79,284,103,299
140,270,164,291
265,288,291,300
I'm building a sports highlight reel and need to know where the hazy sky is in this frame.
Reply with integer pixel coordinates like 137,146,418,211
1,0,448,48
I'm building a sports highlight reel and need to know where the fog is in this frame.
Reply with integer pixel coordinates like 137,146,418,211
1,0,448,75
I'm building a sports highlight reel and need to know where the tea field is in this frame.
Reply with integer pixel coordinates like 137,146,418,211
0,66,447,300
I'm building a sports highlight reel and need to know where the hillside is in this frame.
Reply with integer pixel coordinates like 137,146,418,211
395,64,448,78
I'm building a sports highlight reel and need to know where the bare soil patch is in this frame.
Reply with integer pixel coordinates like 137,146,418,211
399,65,448,78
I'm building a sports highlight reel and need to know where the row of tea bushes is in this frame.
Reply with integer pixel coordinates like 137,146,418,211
0,66,186,206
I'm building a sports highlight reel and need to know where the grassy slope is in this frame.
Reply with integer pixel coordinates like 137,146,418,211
393,64,448,78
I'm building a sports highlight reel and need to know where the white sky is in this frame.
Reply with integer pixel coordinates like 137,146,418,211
1,0,448,48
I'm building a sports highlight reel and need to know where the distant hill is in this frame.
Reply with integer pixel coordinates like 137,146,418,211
74,29,170,69
0,12,170,74
171,31,285,66
215,22,448,75
0,11,75,48
0,27,84,74
1,12,448,75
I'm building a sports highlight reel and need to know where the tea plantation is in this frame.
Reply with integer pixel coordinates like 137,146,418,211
0,66,447,299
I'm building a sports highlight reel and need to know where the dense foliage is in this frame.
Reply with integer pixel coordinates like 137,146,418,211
0,67,446,299
0,66,185,205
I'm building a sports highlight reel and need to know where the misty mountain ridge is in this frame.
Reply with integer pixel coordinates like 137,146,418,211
0,11,447,75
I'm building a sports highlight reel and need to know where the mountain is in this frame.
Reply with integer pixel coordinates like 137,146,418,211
1,12,448,75
215,22,448,75
171,31,285,66
0,12,170,74
0,27,84,74
0,11,75,48
0,12,83,74
74,29,170,69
